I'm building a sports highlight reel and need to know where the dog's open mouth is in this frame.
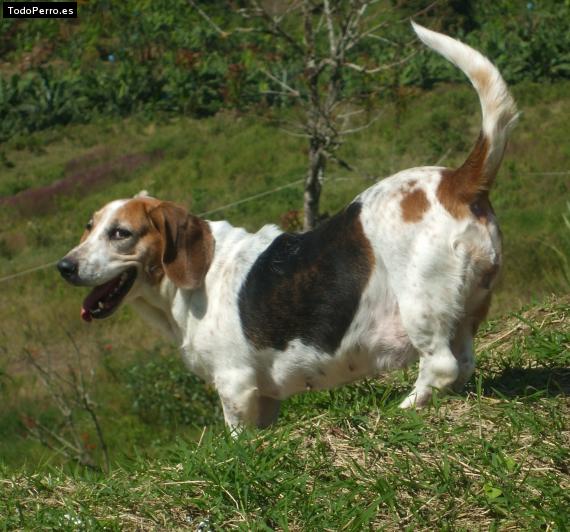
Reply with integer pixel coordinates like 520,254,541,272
81,267,137,322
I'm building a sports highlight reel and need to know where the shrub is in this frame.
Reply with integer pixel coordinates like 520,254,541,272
124,355,221,428
0,0,568,141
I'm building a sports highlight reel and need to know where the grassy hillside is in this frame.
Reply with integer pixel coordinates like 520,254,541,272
1,297,568,529
0,77,569,529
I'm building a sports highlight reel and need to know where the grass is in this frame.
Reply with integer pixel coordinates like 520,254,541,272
0,297,568,530
0,79,569,529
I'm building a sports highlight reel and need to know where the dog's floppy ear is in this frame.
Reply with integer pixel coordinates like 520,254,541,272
148,201,214,289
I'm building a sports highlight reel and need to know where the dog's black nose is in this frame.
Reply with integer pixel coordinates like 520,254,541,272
57,257,78,279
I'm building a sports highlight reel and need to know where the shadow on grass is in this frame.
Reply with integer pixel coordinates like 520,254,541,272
482,367,570,398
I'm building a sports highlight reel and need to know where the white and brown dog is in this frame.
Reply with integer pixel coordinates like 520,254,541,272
58,23,517,430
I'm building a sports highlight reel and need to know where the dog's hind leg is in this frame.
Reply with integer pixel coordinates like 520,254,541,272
399,342,459,408
449,293,491,392
396,285,462,408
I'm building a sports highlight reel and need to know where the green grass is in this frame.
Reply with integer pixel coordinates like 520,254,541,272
1,298,568,530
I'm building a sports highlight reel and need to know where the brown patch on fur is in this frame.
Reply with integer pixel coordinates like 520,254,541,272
147,201,214,290
79,208,108,244
400,179,417,192
118,198,165,284
470,194,496,224
401,189,430,223
120,197,162,226
472,294,492,335
480,263,500,290
472,68,492,96
438,134,489,219
132,230,164,285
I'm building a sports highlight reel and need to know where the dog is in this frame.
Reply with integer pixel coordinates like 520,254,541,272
57,23,517,430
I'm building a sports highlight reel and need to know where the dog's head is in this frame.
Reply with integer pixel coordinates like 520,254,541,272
57,197,214,322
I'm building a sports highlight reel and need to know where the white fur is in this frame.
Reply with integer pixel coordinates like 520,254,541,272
73,200,130,284
411,21,518,179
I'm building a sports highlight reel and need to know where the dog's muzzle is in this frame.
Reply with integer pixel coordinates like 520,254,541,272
57,257,79,283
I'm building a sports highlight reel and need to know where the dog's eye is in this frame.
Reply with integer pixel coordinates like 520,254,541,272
109,227,132,240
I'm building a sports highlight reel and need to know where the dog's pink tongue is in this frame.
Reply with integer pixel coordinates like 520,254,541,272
80,278,117,323
81,307,93,322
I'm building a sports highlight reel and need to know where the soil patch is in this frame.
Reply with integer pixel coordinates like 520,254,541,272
0,149,163,216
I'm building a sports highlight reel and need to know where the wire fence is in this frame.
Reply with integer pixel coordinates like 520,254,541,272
1,168,568,284
0,178,306,284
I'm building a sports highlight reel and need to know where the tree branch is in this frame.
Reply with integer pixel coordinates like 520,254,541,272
23,331,110,473
323,0,337,57
65,328,110,473
339,110,383,136
249,0,305,54
188,0,229,37
344,50,417,74
261,69,300,97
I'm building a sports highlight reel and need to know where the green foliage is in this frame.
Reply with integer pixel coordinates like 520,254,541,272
0,0,262,141
544,202,570,291
0,70,89,143
467,1,570,83
1,0,569,142
124,355,221,428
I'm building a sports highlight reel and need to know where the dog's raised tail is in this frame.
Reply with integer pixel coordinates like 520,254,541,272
411,21,518,207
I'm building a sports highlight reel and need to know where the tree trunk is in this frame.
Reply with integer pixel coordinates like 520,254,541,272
303,141,326,231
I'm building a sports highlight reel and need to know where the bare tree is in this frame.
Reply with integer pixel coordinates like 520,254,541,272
191,0,436,230
22,329,110,473
246,1,406,230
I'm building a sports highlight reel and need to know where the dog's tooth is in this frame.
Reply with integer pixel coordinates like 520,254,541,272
98,301,104,309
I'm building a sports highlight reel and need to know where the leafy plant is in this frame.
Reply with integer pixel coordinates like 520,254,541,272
124,355,220,428
0,0,567,144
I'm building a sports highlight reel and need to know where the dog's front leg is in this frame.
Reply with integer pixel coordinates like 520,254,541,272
257,396,281,428
216,370,261,433
215,370,282,432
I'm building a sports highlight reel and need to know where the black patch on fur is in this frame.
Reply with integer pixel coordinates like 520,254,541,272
238,202,374,354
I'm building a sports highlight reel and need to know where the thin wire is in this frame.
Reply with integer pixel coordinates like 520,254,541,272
523,170,570,176
1,167,567,284
197,178,304,217
0,261,58,283
0,178,305,284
